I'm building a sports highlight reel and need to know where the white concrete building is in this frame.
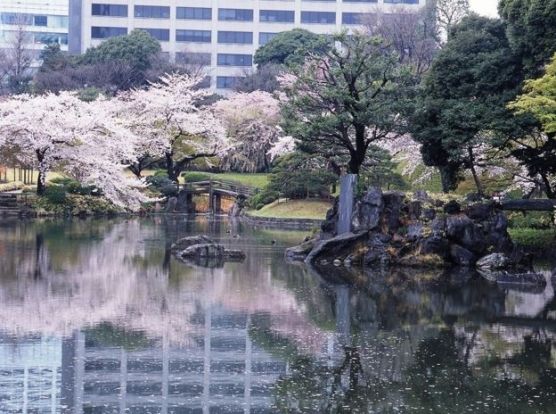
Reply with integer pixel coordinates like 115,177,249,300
0,0,69,57
69,0,425,93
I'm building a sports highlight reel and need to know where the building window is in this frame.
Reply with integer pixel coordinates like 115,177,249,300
134,5,170,19
217,76,242,89
342,13,367,25
218,9,253,22
384,0,419,3
91,26,127,39
259,10,294,23
301,11,335,24
259,32,278,45
33,32,68,45
217,54,253,67
176,29,211,43
48,15,68,28
217,31,253,44
343,0,377,2
176,52,212,66
91,4,128,17
139,28,170,41
33,15,47,27
0,13,33,25
176,7,211,20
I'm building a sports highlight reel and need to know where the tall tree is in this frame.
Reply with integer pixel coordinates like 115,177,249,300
280,32,415,175
509,54,556,198
213,91,289,173
254,29,330,67
365,6,438,76
434,0,470,41
499,0,556,77
0,19,33,94
120,74,227,182
411,15,529,194
0,92,147,209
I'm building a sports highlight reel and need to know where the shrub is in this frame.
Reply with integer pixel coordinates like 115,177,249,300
182,172,211,183
267,153,336,200
507,211,554,229
248,190,280,210
49,177,100,196
44,185,67,204
0,181,25,192
146,174,178,197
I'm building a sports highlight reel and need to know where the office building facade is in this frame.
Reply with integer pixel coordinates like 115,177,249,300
0,0,69,59
69,0,425,93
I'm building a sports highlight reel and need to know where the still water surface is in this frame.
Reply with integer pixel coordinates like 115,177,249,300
0,217,556,413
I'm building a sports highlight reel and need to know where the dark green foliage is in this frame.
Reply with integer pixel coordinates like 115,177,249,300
248,190,281,210
281,32,416,175
507,211,554,229
268,153,336,199
44,186,67,205
360,146,408,191
146,174,178,197
78,29,161,73
181,172,212,182
49,177,100,196
254,29,330,67
499,0,556,77
411,15,531,192
35,30,170,93
39,43,68,72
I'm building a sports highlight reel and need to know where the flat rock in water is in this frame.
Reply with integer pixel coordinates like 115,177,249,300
171,235,214,252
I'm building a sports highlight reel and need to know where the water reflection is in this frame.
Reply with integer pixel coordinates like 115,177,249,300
0,217,555,413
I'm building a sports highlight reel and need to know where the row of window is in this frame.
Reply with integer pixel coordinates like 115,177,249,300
91,3,419,20
91,11,367,42
0,13,68,28
0,30,68,45
94,24,377,43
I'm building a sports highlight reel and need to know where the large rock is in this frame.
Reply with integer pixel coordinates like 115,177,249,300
285,239,316,261
179,243,246,260
446,215,486,254
476,253,512,271
449,245,476,267
171,235,214,252
382,191,405,233
321,198,339,236
351,187,383,233
305,232,368,265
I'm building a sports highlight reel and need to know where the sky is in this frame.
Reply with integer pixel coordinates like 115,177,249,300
470,0,499,17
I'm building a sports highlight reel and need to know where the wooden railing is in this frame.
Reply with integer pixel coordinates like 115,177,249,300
181,179,255,198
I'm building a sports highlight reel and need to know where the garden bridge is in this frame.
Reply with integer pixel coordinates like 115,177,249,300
179,179,255,213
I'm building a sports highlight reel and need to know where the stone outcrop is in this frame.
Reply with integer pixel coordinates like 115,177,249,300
172,236,245,268
290,188,526,273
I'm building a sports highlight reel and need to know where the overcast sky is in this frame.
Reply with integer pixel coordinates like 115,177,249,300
470,0,499,17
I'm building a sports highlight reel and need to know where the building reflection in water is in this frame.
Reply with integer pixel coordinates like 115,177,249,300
0,218,555,413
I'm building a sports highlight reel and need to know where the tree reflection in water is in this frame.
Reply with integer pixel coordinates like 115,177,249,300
0,218,554,413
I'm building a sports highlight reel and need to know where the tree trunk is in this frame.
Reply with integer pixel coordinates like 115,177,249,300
165,152,178,183
36,150,46,196
540,173,555,199
467,147,484,197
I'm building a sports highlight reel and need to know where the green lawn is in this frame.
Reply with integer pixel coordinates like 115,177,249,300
204,172,269,189
248,199,332,220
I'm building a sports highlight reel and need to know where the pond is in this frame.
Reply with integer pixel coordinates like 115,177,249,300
0,217,555,413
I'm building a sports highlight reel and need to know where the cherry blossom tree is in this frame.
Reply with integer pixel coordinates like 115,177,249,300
121,73,226,181
213,91,293,172
0,91,148,210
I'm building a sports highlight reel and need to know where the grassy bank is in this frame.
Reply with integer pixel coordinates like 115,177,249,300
248,199,332,220
508,228,556,250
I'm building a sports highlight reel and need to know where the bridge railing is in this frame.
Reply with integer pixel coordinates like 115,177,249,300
181,179,256,198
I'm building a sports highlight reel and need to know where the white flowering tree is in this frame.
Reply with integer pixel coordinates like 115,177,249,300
0,91,148,210
213,91,293,172
121,73,226,181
